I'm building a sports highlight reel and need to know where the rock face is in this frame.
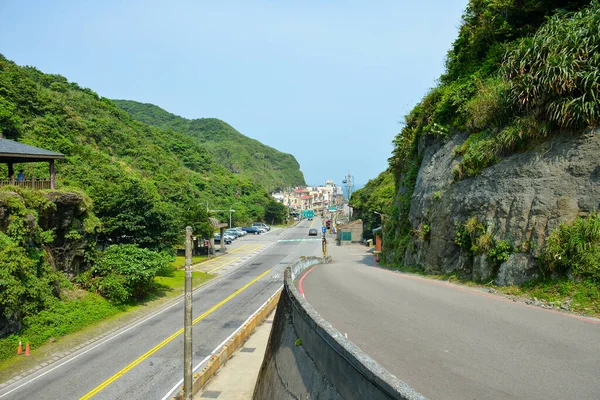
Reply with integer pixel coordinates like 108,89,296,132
40,191,94,276
0,190,96,276
402,129,600,285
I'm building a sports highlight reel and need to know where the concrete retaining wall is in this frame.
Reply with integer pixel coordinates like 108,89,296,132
253,257,426,400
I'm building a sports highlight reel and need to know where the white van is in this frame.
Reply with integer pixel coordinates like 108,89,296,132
252,222,270,231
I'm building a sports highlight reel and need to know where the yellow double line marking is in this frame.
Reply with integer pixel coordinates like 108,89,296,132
80,269,271,400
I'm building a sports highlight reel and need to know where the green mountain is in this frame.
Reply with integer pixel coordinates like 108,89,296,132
0,54,288,249
112,100,305,190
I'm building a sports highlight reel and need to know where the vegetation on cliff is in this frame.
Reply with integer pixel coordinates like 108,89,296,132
352,1,599,298
349,169,395,240
112,100,306,190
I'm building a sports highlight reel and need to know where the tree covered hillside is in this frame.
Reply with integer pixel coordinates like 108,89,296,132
0,54,287,249
113,100,306,190
0,55,293,355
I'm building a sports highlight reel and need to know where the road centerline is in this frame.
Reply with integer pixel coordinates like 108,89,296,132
79,269,271,400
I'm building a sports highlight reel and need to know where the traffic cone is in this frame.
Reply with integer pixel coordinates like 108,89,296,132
16,340,23,355
24,342,31,356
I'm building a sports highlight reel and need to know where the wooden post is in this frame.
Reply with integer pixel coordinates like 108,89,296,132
31,174,35,189
49,160,56,189
220,227,226,252
8,163,14,184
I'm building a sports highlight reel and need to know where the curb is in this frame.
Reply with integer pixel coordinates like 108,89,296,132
172,289,282,399
0,273,220,386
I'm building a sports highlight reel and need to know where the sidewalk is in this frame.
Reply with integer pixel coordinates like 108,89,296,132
193,310,275,400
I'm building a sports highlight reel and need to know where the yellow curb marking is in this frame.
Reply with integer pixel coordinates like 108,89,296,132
79,269,271,400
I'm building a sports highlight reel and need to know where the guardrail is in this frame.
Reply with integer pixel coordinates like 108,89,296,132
253,256,426,400
0,179,52,190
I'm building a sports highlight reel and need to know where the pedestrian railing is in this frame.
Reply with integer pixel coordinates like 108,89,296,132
0,179,52,190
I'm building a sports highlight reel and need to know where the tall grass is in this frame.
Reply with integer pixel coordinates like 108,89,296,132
456,2,600,177
542,213,600,282
504,3,600,129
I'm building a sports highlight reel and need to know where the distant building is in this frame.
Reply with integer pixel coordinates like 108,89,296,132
336,219,363,245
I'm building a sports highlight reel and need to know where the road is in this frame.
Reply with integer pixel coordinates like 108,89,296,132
0,219,324,400
299,244,600,400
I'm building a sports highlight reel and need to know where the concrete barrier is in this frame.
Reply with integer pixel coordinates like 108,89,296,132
253,257,426,400
172,289,282,400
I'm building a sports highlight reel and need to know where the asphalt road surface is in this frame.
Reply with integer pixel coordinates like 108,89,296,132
0,219,324,400
300,244,600,400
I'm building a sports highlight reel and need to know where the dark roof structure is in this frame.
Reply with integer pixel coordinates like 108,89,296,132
0,138,65,163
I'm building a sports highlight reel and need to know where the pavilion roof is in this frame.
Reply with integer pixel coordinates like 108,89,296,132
0,138,65,163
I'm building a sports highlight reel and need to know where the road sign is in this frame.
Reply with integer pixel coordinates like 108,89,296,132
301,210,315,218
328,207,337,212
322,226,326,234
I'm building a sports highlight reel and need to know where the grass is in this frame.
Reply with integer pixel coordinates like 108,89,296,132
0,269,213,377
496,279,600,317
170,255,208,269
154,270,212,294
0,291,126,365
381,263,600,318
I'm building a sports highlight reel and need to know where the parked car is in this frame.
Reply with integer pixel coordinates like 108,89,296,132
233,227,247,236
308,228,318,236
255,226,268,233
242,226,262,235
214,234,232,244
225,229,241,238
252,222,270,231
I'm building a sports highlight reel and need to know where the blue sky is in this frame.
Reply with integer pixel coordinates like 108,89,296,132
0,0,467,187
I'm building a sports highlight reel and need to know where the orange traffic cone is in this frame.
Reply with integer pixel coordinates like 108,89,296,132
16,340,23,355
24,342,31,356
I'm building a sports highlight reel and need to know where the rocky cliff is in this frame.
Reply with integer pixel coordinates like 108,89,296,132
400,129,600,285
0,189,98,276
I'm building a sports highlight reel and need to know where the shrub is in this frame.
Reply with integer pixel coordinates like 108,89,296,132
0,232,58,336
542,213,600,282
79,244,173,302
488,240,514,267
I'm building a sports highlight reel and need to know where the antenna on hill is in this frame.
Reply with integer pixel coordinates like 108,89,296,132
342,171,354,201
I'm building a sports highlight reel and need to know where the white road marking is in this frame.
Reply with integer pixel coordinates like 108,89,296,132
160,286,283,400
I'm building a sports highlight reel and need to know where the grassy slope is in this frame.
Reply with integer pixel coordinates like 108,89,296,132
113,100,306,190
0,270,212,376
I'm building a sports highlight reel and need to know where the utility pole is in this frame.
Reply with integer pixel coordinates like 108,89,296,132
184,226,193,400
342,171,355,219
